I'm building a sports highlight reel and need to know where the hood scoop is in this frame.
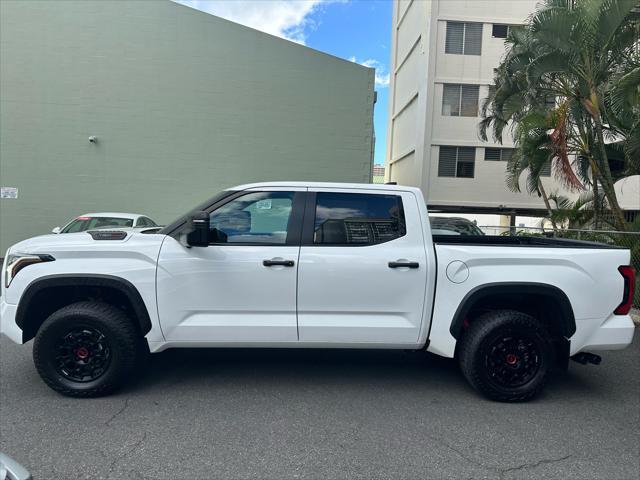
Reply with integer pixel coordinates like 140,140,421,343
86,230,128,241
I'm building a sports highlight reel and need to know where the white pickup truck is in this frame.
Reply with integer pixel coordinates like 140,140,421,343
1,182,636,401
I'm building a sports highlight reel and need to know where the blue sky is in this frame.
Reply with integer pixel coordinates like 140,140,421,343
176,0,392,165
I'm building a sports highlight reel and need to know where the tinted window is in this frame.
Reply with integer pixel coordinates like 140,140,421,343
62,217,133,233
492,24,509,38
209,191,294,245
313,193,406,245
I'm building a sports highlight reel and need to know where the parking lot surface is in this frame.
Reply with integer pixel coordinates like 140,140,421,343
1,331,638,480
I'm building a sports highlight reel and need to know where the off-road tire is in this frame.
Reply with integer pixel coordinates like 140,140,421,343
458,310,554,402
33,301,142,397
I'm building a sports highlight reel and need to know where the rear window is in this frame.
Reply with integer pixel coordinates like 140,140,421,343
62,217,134,233
313,193,406,245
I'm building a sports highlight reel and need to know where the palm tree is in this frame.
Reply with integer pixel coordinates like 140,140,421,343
607,63,640,177
480,0,639,231
500,109,573,230
543,190,610,230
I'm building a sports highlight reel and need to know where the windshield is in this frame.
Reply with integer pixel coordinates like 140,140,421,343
429,217,485,236
61,217,134,233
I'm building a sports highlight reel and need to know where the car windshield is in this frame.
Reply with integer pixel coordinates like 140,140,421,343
61,217,134,233
429,217,484,236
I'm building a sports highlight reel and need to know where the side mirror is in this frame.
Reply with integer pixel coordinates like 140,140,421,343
185,211,210,247
51,227,61,234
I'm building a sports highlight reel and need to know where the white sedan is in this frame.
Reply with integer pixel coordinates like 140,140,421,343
52,212,159,234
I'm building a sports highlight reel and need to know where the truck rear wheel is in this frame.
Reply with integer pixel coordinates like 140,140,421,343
458,310,554,402
33,301,142,397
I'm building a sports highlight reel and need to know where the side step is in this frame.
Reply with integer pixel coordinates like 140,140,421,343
571,352,602,365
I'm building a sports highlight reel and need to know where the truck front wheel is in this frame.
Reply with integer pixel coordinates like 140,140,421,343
458,310,554,402
33,301,143,397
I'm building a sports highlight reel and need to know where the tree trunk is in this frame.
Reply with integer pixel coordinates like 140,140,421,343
585,92,628,231
538,179,558,231
576,119,600,229
587,154,600,230
592,178,600,230
593,118,627,230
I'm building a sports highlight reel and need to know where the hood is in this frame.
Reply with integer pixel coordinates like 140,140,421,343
6,230,165,256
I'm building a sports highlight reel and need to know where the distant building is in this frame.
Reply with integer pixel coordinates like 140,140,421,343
385,0,567,215
372,164,385,184
0,1,375,252
615,176,640,224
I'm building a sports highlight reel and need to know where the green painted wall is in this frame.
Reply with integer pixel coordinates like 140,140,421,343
0,0,375,253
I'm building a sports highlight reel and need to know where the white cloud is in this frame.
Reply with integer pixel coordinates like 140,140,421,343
349,56,390,88
175,0,335,45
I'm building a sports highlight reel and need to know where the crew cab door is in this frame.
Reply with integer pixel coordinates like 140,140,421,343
297,188,428,344
156,188,305,343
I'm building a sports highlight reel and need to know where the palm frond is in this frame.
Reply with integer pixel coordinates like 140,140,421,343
530,4,578,54
526,51,573,86
594,0,637,51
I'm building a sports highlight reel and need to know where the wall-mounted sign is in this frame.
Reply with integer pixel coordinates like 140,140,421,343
1,187,18,199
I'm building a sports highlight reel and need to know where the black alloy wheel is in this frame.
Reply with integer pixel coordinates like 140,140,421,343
485,333,541,389
54,327,112,382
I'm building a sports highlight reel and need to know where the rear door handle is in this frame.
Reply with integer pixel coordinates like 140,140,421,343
263,259,295,267
388,261,419,269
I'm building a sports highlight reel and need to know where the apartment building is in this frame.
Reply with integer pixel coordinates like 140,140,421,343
385,0,567,214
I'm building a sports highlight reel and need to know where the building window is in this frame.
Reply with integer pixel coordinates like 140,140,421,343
484,147,514,161
544,95,556,108
438,146,475,178
445,21,482,55
624,210,637,223
313,193,406,245
492,24,510,38
442,84,480,116
540,161,552,177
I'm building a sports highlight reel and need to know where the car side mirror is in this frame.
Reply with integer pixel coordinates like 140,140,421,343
185,211,210,247
51,226,61,234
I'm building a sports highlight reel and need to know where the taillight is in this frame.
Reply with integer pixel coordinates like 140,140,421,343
614,265,636,315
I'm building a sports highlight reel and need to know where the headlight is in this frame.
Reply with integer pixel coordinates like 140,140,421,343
4,253,55,288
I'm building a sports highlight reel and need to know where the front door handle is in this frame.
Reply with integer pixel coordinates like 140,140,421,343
388,261,419,269
263,259,295,267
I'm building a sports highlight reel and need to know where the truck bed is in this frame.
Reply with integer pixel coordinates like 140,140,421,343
432,235,622,249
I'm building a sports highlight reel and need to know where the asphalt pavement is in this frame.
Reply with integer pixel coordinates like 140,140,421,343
1,331,639,480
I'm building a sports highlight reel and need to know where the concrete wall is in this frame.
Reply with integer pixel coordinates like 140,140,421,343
0,0,375,253
386,0,569,212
